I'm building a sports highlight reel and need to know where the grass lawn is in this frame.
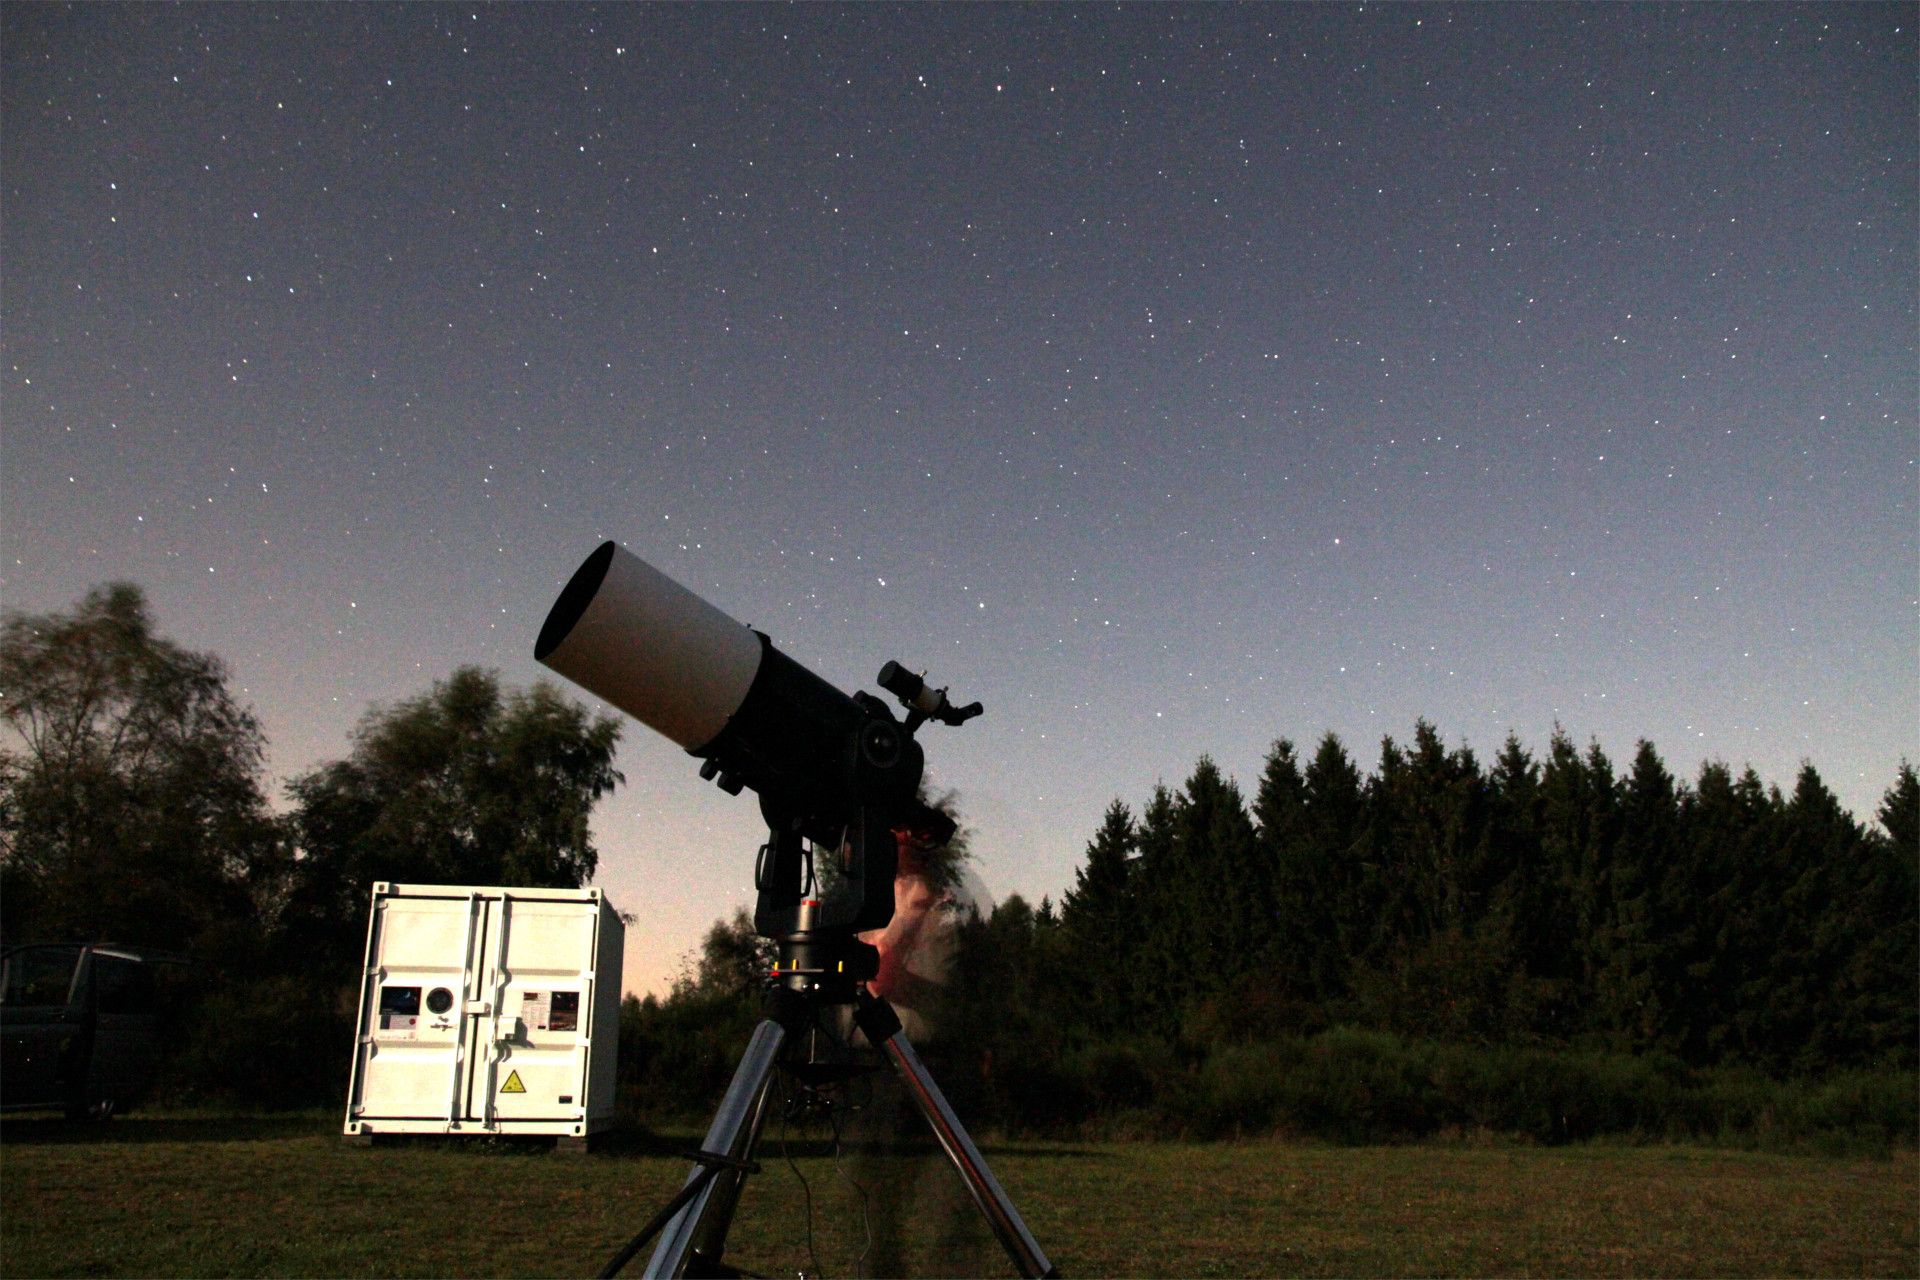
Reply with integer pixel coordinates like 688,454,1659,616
1,1111,1913,1277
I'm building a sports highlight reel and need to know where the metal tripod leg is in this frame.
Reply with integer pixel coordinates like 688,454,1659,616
643,1019,787,1279
859,996,1058,1279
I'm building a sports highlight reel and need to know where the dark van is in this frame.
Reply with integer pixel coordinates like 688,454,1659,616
0,943,179,1120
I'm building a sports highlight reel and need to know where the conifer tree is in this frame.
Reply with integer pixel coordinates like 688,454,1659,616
1771,765,1868,1072
1027,731,1917,1078
1536,731,1613,1033
1877,763,1917,856
1252,741,1317,1006
1059,800,1137,1033
1596,741,1677,1052
1173,758,1259,1001
1481,734,1556,1038
1838,765,1920,1066
1126,784,1182,1033
1300,733,1367,1008
1351,723,1506,1039
1682,763,1780,1064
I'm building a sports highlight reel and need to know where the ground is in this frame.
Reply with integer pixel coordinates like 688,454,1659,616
1,1113,1913,1277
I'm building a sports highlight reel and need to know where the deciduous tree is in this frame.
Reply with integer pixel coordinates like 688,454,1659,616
0,584,283,957
283,667,622,975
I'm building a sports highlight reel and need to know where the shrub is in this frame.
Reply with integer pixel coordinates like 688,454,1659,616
168,974,351,1108
1189,1029,1445,1142
1165,1031,1916,1150
1068,1038,1176,1114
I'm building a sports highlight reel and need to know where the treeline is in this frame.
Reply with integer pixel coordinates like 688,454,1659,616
633,727,1917,1147
918,728,1917,1142
991,728,1917,1073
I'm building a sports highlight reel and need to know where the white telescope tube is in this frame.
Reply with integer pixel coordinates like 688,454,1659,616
535,542,763,751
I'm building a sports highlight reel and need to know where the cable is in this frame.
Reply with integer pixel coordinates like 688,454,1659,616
780,1090,823,1279
828,1100,873,1277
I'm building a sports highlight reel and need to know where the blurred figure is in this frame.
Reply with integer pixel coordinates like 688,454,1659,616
859,833,959,1040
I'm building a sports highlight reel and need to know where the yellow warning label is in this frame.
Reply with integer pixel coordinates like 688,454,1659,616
500,1070,526,1094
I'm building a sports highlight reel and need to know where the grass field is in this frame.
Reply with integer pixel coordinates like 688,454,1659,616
1,1111,1913,1277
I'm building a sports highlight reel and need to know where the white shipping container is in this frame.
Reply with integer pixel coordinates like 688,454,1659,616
343,883,623,1145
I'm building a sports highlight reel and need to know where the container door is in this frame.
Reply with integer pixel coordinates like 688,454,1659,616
351,893,484,1124
469,895,598,1124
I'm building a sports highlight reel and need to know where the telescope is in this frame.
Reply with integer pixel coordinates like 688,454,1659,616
534,541,1051,1280
534,541,979,945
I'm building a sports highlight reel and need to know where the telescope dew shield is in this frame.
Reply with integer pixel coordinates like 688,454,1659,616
535,541,762,751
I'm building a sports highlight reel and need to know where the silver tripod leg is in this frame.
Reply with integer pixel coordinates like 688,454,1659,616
643,1019,787,1279
878,1029,1057,1280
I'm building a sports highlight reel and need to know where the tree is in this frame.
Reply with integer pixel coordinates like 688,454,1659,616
1061,800,1135,947
677,908,776,1001
1765,766,1865,1069
1170,757,1258,1003
1481,734,1564,1039
1300,732,1368,1008
1532,731,1615,1036
621,910,769,1116
939,892,1088,1127
1835,764,1920,1067
1125,784,1182,1033
1594,740,1679,1052
1680,761,1778,1065
1805,763,1920,1071
1251,740,1311,991
1877,763,1917,856
0,583,283,957
283,667,622,976
1058,800,1136,1034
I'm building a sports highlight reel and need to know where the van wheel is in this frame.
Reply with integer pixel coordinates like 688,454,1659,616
65,1096,116,1122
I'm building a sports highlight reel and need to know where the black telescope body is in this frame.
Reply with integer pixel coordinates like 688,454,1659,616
535,541,955,937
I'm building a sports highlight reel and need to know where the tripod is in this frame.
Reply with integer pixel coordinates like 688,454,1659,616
600,931,1056,1279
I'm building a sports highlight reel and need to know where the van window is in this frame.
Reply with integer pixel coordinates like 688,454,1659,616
1,947,82,1007
94,954,156,1015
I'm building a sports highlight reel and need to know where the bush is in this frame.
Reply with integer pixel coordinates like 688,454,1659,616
996,1053,1093,1134
1161,1030,1916,1150
1434,1043,1685,1143
167,974,352,1108
609,980,1916,1152
1190,1029,1445,1142
1070,1038,1176,1114
1292,1028,1446,1141
617,990,762,1121
1799,1071,1918,1155
1685,1066,1918,1154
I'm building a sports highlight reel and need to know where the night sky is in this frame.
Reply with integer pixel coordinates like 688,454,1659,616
4,4,1913,996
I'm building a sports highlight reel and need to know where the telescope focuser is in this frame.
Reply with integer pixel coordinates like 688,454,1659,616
878,660,983,734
